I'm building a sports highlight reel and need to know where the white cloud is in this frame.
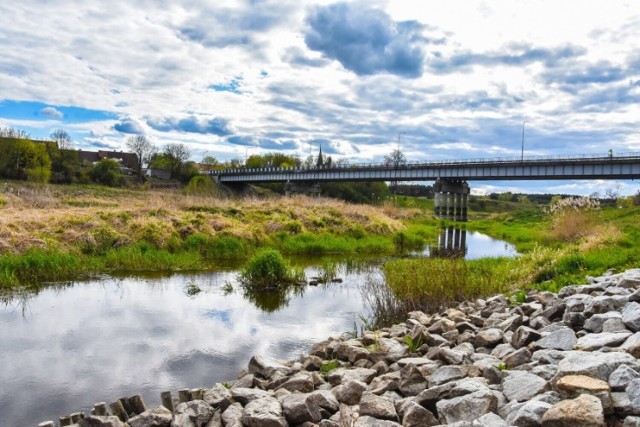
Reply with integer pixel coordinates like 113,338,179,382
1,0,639,193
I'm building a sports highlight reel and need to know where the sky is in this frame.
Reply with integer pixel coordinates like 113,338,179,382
1,0,639,195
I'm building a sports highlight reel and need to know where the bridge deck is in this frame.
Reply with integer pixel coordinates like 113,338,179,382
211,153,640,183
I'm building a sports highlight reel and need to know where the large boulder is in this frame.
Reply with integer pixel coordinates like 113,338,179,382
173,400,214,427
435,390,498,424
502,371,548,402
541,394,605,426
534,328,577,351
128,406,172,427
281,393,322,425
358,392,398,421
241,396,286,427
553,350,637,382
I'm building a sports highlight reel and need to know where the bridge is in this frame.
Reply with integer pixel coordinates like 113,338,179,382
210,152,640,221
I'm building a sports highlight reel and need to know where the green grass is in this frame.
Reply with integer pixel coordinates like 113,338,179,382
270,232,395,255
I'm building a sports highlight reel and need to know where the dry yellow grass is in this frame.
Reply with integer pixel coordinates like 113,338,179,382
0,183,406,255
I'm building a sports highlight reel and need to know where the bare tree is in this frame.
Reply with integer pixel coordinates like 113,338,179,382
126,135,155,180
0,126,30,139
164,143,191,178
384,148,407,198
50,129,73,149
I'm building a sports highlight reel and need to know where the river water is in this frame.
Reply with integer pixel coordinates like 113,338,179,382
0,229,515,426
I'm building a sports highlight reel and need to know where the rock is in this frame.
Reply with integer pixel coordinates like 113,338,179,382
503,347,532,368
623,302,640,332
555,375,610,397
626,378,640,413
308,389,340,414
584,312,622,333
624,416,640,426
449,378,490,397
428,365,468,387
400,400,439,426
506,400,552,427
333,379,367,405
429,318,456,334
414,382,454,411
471,412,509,427
436,390,498,424
609,365,640,391
474,328,504,347
502,371,548,402
242,396,287,427
438,347,466,365
230,387,270,405
353,416,402,426
202,384,233,411
574,332,632,350
541,394,605,426
78,416,126,427
534,328,577,351
277,371,315,393
282,393,322,425
359,392,398,421
173,400,214,427
554,350,637,382
603,317,629,333
398,363,428,396
128,406,172,427
326,367,377,386
512,326,543,349
622,332,640,357
248,355,288,379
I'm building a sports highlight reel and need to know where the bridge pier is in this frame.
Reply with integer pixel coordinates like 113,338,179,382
433,178,470,221
284,181,321,197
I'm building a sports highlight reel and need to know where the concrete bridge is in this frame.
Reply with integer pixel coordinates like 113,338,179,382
210,152,640,221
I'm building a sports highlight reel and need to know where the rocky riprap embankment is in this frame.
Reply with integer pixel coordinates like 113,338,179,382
49,268,640,427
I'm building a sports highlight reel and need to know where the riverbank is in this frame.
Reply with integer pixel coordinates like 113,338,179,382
0,182,425,287
42,266,640,426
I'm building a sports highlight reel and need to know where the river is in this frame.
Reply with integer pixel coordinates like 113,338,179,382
0,229,515,426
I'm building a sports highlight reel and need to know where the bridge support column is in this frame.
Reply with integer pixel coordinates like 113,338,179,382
433,179,470,222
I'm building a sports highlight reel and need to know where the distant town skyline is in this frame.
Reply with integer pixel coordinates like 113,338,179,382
1,1,639,195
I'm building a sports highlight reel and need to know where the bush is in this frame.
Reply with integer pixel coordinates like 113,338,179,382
238,249,302,289
91,159,122,186
184,175,218,196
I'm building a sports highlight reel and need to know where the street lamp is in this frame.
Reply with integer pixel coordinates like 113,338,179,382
521,121,527,161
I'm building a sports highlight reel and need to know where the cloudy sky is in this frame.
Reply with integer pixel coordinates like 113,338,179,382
1,0,639,194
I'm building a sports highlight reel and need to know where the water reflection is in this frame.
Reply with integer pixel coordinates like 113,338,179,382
424,227,517,260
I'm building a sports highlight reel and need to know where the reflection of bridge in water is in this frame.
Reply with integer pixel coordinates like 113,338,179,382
211,152,640,221
430,227,467,259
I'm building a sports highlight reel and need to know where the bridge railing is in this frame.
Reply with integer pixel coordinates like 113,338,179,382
209,151,640,175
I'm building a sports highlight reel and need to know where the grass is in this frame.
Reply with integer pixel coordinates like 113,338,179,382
238,249,304,289
0,181,415,288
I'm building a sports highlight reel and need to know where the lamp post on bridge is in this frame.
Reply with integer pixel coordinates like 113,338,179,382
521,121,527,162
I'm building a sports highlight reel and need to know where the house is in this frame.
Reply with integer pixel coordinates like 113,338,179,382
73,150,138,170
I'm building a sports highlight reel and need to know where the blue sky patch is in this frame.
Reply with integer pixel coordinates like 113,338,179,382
0,100,116,123
210,77,243,94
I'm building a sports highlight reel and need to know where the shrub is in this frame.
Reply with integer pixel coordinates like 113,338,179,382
91,159,122,187
184,175,218,196
238,248,303,289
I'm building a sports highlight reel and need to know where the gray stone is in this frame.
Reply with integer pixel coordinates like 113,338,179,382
282,393,322,425
449,378,490,397
626,378,640,413
359,392,398,421
541,394,605,426
308,389,340,414
428,365,468,387
603,317,629,333
78,416,126,427
574,331,632,350
585,295,626,316
554,350,637,382
474,328,504,347
242,397,286,427
248,355,289,379
503,347,532,369
400,400,439,427
353,416,402,426
229,387,270,405
609,364,640,391
584,312,622,333
202,384,233,411
623,302,640,332
435,390,498,424
491,343,516,359
534,328,577,351
326,367,377,386
128,406,172,427
622,332,640,357
532,365,559,381
506,400,552,427
532,349,566,365
335,340,370,363
277,371,315,393
502,371,548,402
612,392,636,416
429,318,456,334
624,416,640,427
398,363,427,396
333,379,367,405
173,400,214,427
471,412,509,427
414,382,454,410
512,326,543,349
438,347,466,365
221,402,243,427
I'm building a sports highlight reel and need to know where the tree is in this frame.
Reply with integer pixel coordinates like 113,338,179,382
91,159,121,186
0,126,30,139
163,143,190,179
126,135,155,180
201,155,220,172
50,129,72,149
384,149,407,168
